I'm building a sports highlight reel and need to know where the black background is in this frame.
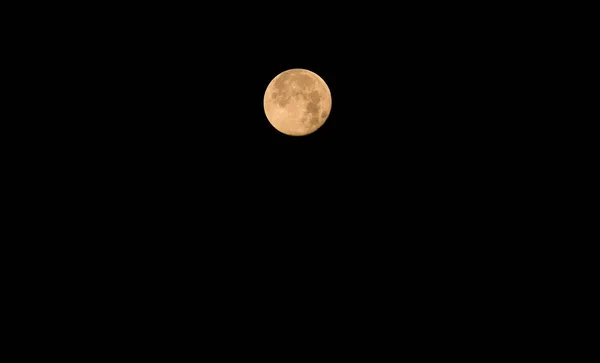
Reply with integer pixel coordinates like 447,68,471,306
9,4,550,342
30,4,525,269
5,4,571,349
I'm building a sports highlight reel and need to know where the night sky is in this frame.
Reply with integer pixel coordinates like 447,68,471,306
19,5,537,333
43,4,519,258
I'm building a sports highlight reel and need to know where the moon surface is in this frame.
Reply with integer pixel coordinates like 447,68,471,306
263,68,332,136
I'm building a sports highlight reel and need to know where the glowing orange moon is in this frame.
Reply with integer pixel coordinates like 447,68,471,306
263,69,332,136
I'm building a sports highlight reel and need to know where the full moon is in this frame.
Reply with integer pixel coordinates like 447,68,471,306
263,68,332,136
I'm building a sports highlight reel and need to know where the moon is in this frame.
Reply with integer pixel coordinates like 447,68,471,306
263,68,332,136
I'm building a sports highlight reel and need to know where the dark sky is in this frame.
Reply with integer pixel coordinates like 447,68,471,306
44,4,521,248
18,5,538,317
10,5,555,336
